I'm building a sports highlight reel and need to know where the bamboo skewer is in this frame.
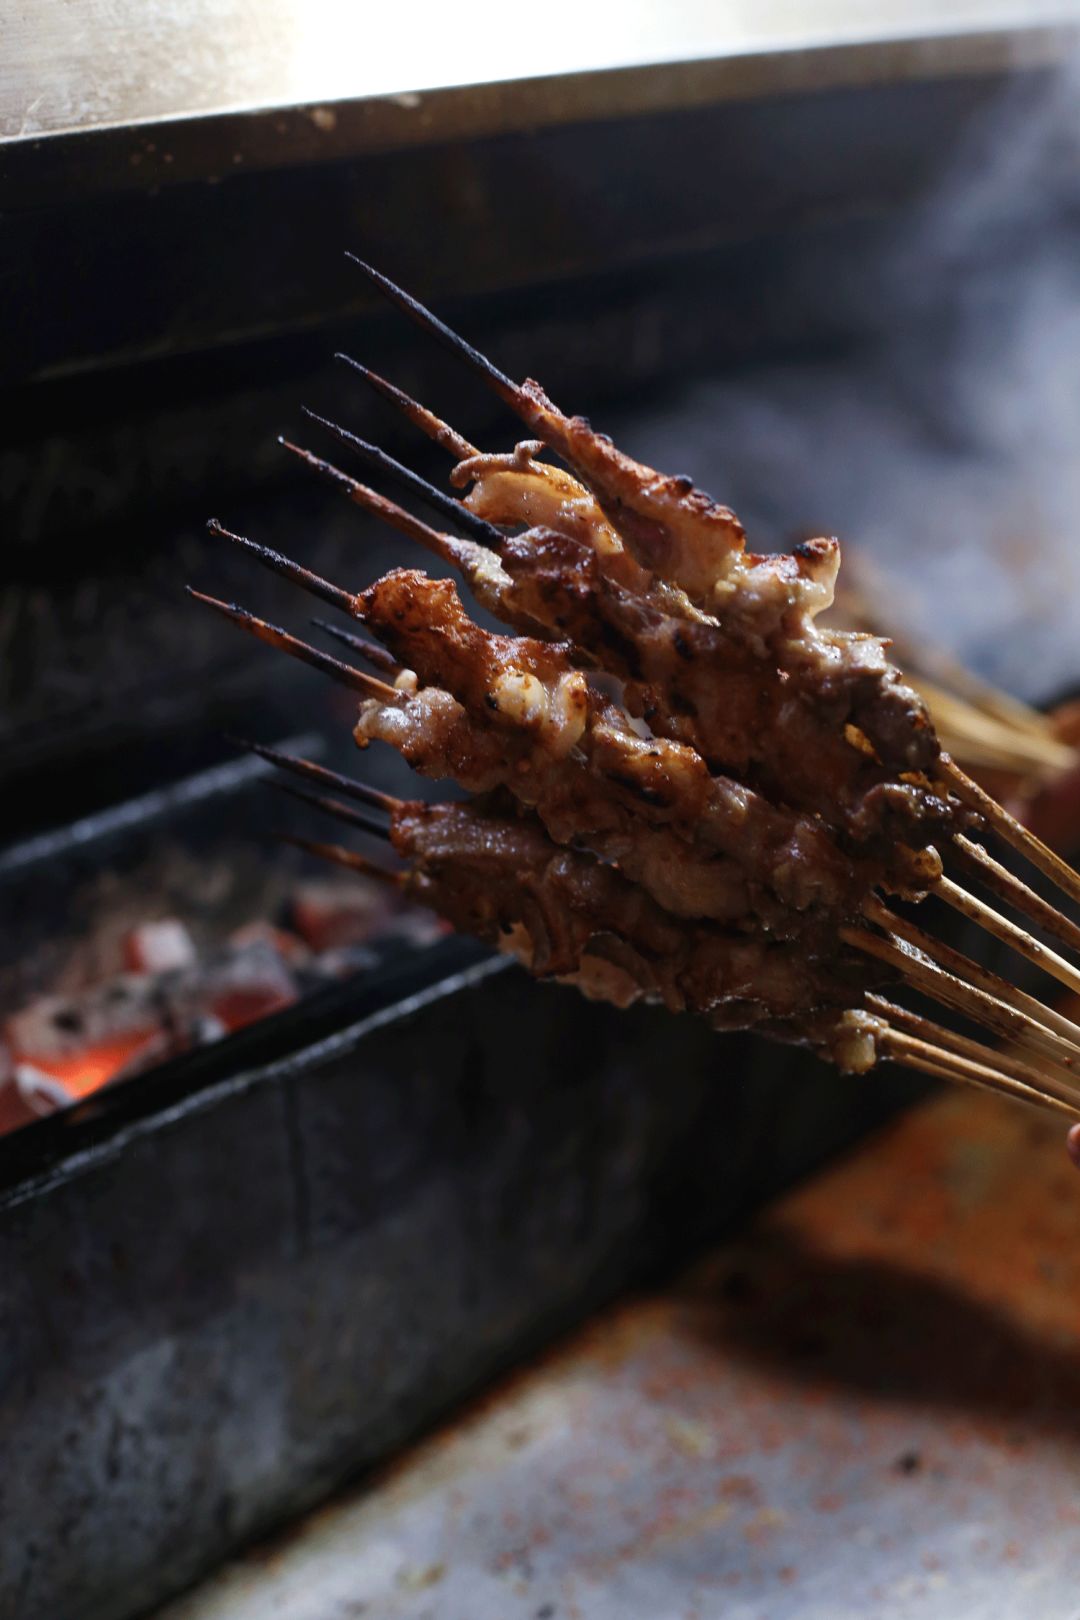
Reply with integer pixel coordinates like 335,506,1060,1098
335,353,478,461
935,875,1080,999
208,521,359,616
272,780,391,840
868,996,1080,1111
862,897,1080,1060
878,1027,1077,1119
835,570,1064,758
281,835,405,887
345,253,521,405
915,666,1055,740
951,833,1080,958
843,918,1080,1079
944,755,1080,911
310,618,401,677
280,439,500,565
186,260,1080,1134
911,678,1074,774
238,740,399,812
185,590,400,702
302,407,502,545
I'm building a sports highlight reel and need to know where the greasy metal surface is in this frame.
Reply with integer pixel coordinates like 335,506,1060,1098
159,1088,1080,1620
3,3,1077,198
3,1,1074,140
5,75,1030,389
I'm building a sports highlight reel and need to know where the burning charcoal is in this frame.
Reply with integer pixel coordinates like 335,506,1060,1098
104,1030,182,1084
205,941,299,1031
122,919,198,975
2,935,304,1111
4,979,173,1098
382,909,449,948
305,943,380,982
160,939,300,1035
0,1054,74,1137
228,919,313,967
290,879,394,952
187,1011,229,1044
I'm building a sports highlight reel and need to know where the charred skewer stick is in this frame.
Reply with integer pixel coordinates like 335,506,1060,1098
344,254,519,402
237,739,398,812
301,408,499,544
282,835,405,888
285,446,501,584
271,778,391,840
278,439,470,548
207,522,366,632
208,522,360,616
335,354,478,460
310,618,401,677
185,588,400,703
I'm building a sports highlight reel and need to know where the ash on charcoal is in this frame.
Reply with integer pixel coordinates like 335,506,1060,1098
0,865,439,1138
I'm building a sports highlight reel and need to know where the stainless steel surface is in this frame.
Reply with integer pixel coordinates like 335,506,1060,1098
3,2,1078,186
157,1087,1080,1619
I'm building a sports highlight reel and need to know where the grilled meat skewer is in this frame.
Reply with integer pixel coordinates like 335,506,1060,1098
187,261,1080,1121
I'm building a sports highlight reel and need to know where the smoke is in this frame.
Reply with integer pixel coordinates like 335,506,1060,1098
630,59,1080,702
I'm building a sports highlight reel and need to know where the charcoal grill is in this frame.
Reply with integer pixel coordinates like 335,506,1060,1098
3,7,1080,1619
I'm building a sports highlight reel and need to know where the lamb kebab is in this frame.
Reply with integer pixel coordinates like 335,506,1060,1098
188,261,1080,1121
212,533,899,949
290,422,948,862
268,767,1073,1113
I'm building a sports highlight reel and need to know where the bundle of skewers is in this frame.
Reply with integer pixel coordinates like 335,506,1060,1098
191,260,1080,1122
833,561,1079,793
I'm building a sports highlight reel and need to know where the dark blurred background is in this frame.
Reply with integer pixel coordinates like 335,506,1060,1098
5,4,1080,848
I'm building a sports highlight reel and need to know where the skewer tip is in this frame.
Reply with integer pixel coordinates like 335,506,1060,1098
186,584,237,612
280,831,405,887
270,777,392,840
311,616,401,675
186,587,397,700
300,407,504,548
235,733,401,813
203,519,358,616
343,253,519,402
333,352,477,460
